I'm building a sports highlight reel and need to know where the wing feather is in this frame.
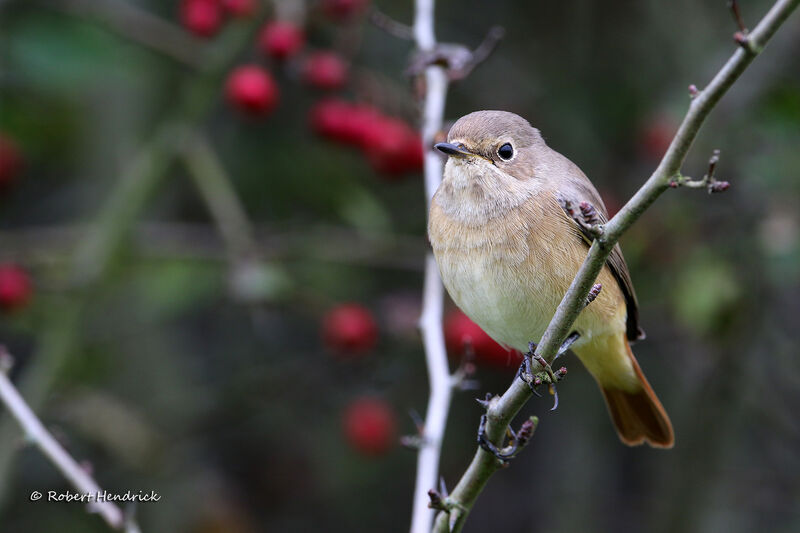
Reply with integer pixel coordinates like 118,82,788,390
555,185,645,342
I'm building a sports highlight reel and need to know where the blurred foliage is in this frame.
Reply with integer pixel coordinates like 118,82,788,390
1,1,799,532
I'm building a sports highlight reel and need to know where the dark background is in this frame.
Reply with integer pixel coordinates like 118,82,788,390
1,0,799,532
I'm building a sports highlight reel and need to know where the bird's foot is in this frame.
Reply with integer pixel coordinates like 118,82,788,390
476,414,538,464
517,334,578,410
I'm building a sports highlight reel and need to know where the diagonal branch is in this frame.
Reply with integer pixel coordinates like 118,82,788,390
180,133,258,263
0,348,139,532
45,0,209,69
433,1,800,531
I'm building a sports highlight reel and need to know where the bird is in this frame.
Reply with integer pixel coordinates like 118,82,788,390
428,110,674,448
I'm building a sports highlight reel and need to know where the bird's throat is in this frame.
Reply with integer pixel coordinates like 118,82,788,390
436,159,535,225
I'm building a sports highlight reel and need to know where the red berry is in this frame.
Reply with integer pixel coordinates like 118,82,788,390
343,397,396,456
309,99,384,146
321,0,370,20
221,0,255,17
180,0,222,38
322,303,378,356
304,52,348,91
225,66,279,115
361,117,423,177
639,114,676,160
310,99,352,138
258,21,305,60
0,134,23,190
0,264,32,311
444,310,522,368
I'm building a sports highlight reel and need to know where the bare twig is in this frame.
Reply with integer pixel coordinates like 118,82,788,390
409,1,453,532
0,222,428,273
433,1,800,531
669,149,731,193
729,0,748,33
0,347,135,531
370,7,414,40
0,20,263,511
180,133,258,262
406,25,505,81
45,0,209,69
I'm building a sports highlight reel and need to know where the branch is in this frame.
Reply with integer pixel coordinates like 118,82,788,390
406,26,505,81
45,0,209,69
180,133,258,262
370,7,414,40
433,1,800,531
0,19,263,511
409,1,454,533
0,348,138,532
669,149,731,193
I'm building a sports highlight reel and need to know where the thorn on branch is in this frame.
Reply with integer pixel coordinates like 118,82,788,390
428,489,447,511
688,84,699,99
728,1,760,54
475,392,494,409
406,25,505,81
728,1,748,33
369,7,413,40
670,149,731,194
401,409,429,449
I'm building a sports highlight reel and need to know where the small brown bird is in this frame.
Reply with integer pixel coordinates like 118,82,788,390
429,110,673,448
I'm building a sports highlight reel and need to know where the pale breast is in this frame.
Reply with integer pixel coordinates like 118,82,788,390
429,192,625,352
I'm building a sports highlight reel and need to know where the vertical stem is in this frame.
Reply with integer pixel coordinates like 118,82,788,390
410,1,453,532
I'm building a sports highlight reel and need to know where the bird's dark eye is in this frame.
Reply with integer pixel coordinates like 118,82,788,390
497,143,514,161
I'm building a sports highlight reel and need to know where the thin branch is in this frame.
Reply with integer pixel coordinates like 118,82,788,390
0,222,428,273
0,348,135,531
45,0,209,70
0,19,263,511
669,149,731,193
370,7,414,40
406,26,505,81
409,1,454,532
180,133,259,262
433,1,800,531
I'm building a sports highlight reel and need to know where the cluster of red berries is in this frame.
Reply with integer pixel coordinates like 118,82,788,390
181,0,369,38
310,99,423,177
0,132,32,312
319,303,523,455
320,303,396,456
179,0,421,178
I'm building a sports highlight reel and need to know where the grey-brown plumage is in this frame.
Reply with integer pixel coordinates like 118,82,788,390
429,110,673,448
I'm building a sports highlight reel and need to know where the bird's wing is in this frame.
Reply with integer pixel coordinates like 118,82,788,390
555,183,646,342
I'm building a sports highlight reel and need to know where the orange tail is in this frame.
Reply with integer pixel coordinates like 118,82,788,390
600,340,674,448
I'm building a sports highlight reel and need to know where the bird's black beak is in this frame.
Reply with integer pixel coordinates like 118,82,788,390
435,142,475,158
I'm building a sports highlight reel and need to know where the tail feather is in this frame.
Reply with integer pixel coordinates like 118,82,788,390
600,340,674,448
575,333,674,448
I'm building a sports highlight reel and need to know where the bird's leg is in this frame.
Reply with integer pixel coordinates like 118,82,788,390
477,414,518,463
527,333,579,410
517,342,542,397
556,331,580,360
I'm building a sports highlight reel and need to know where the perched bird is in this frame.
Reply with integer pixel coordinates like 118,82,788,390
428,110,673,448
